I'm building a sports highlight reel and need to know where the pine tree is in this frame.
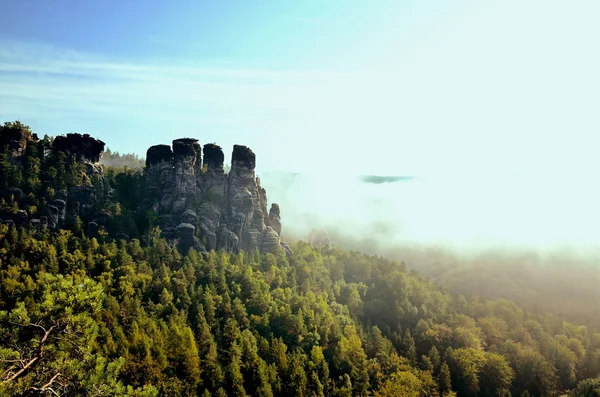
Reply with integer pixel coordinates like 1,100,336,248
439,362,452,395
402,329,417,365
429,346,441,372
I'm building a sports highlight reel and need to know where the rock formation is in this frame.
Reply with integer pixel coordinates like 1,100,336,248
145,139,285,255
0,122,35,156
0,124,286,256
52,133,105,163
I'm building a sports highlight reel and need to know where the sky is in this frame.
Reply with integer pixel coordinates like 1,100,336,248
1,0,600,176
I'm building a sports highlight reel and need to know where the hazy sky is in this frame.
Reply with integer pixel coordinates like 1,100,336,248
1,0,599,176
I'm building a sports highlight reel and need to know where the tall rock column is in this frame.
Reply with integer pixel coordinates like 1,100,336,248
171,138,202,253
145,144,174,232
227,145,281,254
171,138,201,216
197,144,229,251
143,139,285,255
228,145,261,252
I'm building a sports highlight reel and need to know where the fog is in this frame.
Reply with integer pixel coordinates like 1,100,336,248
260,171,600,328
261,171,600,254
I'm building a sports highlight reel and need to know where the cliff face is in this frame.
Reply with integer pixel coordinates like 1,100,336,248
47,134,107,231
145,139,284,255
0,131,106,231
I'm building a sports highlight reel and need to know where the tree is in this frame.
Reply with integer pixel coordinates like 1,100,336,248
480,353,514,397
572,377,600,397
0,273,154,395
401,329,417,365
373,371,424,397
439,362,452,395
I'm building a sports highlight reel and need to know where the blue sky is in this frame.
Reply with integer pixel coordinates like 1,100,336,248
1,0,599,175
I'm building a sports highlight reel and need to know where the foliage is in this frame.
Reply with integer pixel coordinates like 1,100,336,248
0,224,598,395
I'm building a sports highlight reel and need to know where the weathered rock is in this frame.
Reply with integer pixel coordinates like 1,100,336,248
143,139,285,255
2,219,15,228
159,194,174,213
162,226,176,239
199,223,218,251
91,212,111,228
231,187,254,215
14,210,28,227
226,145,281,253
69,186,95,218
54,190,68,202
84,162,104,176
146,146,174,202
176,223,196,254
146,144,173,167
52,133,105,163
261,226,280,254
87,221,99,238
280,241,293,257
47,199,66,229
269,203,282,236
173,138,200,196
30,218,41,229
0,209,28,227
171,193,189,216
0,122,34,156
66,200,80,224
46,205,59,230
181,209,198,225
217,226,239,252
203,143,224,171
198,202,220,225
115,232,129,241
195,145,228,248
245,229,265,253
232,145,256,170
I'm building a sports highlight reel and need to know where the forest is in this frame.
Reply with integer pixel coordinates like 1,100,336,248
1,120,600,396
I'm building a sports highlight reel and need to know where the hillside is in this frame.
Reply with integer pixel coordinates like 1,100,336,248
1,121,600,396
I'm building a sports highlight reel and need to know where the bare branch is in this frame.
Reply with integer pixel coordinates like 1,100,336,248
2,324,56,383
41,372,61,389
29,386,59,396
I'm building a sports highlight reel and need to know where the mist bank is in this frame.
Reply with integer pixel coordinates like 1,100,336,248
260,170,600,254
260,171,600,330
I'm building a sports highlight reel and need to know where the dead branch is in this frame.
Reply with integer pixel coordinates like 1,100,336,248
2,324,56,383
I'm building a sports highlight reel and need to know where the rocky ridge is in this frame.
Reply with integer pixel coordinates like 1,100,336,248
0,126,285,255
145,139,286,255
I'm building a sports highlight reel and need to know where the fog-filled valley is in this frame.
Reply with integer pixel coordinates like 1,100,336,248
261,171,600,331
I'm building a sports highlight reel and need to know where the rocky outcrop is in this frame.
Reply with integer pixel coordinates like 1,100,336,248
43,135,106,231
146,144,173,168
0,209,28,228
144,140,285,254
0,122,34,156
1,124,286,255
47,199,66,230
269,203,282,235
52,133,105,163
0,128,110,235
